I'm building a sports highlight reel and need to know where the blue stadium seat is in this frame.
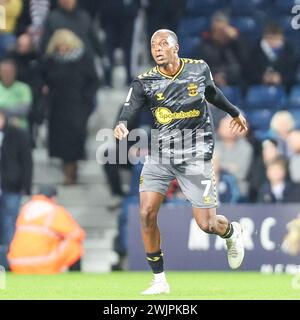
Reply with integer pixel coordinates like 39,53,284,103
231,16,262,42
278,15,298,36
220,86,243,106
273,0,300,14
245,85,288,110
185,0,227,16
177,17,210,37
289,85,300,108
246,109,274,140
289,108,300,129
230,0,271,15
179,36,202,57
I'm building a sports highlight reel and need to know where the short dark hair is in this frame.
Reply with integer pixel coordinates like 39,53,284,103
263,22,283,36
151,29,178,45
38,185,58,198
267,157,287,170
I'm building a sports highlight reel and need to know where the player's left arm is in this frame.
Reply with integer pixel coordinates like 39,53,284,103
204,63,248,133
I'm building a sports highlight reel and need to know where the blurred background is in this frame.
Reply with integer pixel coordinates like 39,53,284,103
0,0,300,274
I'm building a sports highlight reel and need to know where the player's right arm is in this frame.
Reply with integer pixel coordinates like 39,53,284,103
114,80,146,140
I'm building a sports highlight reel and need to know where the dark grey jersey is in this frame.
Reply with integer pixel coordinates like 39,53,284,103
119,58,240,162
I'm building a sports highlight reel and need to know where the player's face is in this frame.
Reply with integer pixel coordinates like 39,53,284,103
151,33,178,66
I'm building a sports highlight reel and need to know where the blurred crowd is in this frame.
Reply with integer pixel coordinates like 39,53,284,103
0,0,300,272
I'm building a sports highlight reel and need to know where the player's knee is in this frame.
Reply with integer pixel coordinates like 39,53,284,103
198,219,216,234
140,204,157,229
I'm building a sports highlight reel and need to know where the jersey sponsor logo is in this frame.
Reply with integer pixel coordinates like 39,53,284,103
155,107,200,125
156,92,165,101
187,83,198,97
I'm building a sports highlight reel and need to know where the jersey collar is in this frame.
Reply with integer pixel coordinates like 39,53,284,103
156,58,185,80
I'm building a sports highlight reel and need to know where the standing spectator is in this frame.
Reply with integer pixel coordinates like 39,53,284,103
0,0,23,58
270,110,295,158
0,110,32,268
0,58,32,129
98,0,141,86
16,0,53,47
7,33,44,144
43,29,99,185
258,157,299,203
215,116,253,199
40,0,106,60
193,11,248,86
246,23,298,90
8,185,85,274
287,130,300,184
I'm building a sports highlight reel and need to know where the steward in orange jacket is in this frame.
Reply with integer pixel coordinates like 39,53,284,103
7,185,85,273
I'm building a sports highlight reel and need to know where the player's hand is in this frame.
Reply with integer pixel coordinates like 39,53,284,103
114,123,129,140
230,114,248,134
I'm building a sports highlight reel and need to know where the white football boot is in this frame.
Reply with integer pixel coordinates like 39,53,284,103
226,221,245,269
142,280,170,295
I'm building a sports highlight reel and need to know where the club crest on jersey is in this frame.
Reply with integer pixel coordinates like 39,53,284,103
156,92,165,101
203,196,211,204
187,83,198,97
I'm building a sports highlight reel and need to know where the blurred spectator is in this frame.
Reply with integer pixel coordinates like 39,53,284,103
213,152,240,203
248,138,281,202
287,130,300,184
7,33,44,144
7,185,85,273
42,29,98,185
0,0,23,58
97,0,141,86
215,116,253,199
145,0,187,46
246,23,298,89
193,11,248,86
258,157,300,203
0,110,32,268
40,0,106,62
0,58,32,129
270,110,295,158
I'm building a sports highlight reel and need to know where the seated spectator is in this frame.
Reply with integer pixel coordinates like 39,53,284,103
248,138,281,202
42,29,99,185
0,58,32,129
0,110,32,269
0,0,23,58
213,152,240,203
246,23,298,90
193,11,248,86
7,185,85,273
258,157,300,203
215,116,253,199
287,130,300,184
270,110,295,158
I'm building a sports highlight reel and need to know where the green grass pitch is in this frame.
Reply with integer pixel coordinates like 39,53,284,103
0,272,299,300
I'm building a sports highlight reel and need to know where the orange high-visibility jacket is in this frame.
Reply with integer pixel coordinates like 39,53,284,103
7,195,85,274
